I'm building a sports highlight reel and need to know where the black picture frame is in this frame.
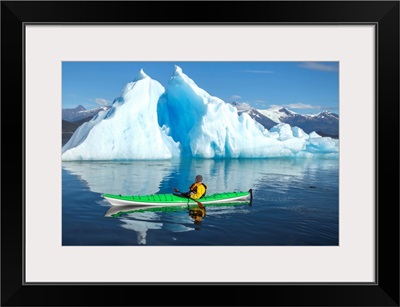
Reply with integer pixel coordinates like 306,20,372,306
2,1,399,306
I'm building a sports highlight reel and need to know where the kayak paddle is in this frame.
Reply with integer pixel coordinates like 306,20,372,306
173,188,204,208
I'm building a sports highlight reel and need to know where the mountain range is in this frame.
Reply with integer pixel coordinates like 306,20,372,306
62,103,338,145
62,105,110,122
230,102,339,138
62,105,110,145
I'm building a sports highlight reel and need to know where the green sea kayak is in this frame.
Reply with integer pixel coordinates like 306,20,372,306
102,189,253,207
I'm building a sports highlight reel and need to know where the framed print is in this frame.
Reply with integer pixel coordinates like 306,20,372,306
2,1,399,306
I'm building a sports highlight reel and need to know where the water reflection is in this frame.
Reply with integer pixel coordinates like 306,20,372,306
104,204,185,217
62,160,178,195
114,206,196,244
62,158,337,195
63,158,338,245
119,214,163,245
104,202,252,244
189,206,206,225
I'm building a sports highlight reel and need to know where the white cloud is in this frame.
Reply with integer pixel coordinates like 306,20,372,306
271,103,322,110
229,95,242,100
299,62,338,72
95,98,111,106
252,100,268,109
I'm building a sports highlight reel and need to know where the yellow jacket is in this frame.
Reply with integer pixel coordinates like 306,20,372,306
189,182,207,199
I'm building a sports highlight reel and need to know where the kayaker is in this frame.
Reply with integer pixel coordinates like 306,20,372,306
187,175,207,201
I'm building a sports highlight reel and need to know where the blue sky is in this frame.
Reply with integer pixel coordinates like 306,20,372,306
62,61,339,114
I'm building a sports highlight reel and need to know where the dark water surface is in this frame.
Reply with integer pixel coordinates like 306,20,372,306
62,158,338,246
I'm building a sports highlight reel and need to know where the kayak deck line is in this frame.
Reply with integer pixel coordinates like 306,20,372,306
102,189,253,207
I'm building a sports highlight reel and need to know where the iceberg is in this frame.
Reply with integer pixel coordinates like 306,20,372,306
62,69,180,160
62,65,338,161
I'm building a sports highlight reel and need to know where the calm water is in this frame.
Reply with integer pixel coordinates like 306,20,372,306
62,158,338,246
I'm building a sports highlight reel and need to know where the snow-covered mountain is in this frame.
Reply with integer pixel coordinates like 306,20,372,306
230,102,280,130
62,105,110,122
62,66,339,161
62,105,112,145
231,102,339,138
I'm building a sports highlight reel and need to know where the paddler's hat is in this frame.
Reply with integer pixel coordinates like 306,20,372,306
195,175,203,182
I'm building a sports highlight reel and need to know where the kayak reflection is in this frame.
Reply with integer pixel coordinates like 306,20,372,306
104,202,250,219
104,204,187,218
